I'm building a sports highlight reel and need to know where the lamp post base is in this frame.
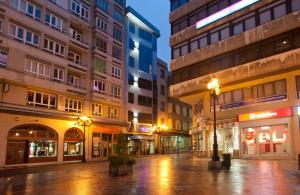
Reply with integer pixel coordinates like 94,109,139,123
208,160,223,170
82,158,86,163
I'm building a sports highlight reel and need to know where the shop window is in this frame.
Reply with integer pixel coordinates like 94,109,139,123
64,128,84,160
6,124,58,165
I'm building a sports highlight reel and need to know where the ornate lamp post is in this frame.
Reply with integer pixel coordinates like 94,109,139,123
207,79,220,161
76,116,91,163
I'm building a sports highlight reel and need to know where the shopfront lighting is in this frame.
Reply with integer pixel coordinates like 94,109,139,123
161,124,168,130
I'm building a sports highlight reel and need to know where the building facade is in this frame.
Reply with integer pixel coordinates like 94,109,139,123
158,97,192,153
125,6,165,155
169,0,300,159
0,0,128,167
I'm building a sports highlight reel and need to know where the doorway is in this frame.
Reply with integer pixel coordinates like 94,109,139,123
6,141,27,165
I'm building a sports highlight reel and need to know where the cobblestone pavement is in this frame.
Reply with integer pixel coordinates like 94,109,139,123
0,154,300,195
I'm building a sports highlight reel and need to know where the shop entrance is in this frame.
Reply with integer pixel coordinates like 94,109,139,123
243,124,290,157
6,141,27,165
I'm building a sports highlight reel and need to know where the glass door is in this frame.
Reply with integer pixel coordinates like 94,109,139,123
258,129,272,155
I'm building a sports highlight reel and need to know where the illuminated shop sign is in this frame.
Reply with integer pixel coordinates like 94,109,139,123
211,94,287,112
238,108,292,122
196,0,260,29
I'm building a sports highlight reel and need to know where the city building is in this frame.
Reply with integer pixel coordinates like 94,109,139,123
159,97,192,153
125,6,163,155
169,0,300,159
0,0,127,167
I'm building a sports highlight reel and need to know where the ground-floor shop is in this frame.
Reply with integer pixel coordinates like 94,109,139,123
158,132,191,153
191,107,297,160
0,113,126,167
127,134,155,155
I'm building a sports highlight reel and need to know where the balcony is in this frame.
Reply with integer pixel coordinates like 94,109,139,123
67,58,88,72
69,33,89,50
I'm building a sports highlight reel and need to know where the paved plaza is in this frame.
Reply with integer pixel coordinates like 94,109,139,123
0,154,300,195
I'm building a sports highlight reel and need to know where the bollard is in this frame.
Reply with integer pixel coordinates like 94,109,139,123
222,153,231,169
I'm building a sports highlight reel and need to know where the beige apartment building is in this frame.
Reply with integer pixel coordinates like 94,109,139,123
0,0,127,166
169,0,300,159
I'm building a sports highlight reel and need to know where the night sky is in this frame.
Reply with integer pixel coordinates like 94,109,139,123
127,0,171,69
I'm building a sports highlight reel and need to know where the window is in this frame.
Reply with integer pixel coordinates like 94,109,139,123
70,27,82,41
129,22,135,34
27,91,56,109
292,0,300,12
128,111,134,122
259,9,272,25
274,3,286,19
210,31,219,43
97,0,109,13
71,0,89,21
44,38,65,56
54,67,64,81
65,98,82,113
129,39,135,50
112,66,121,79
128,92,134,104
68,51,81,64
111,85,120,98
138,113,152,124
128,74,134,85
114,0,124,7
12,0,41,21
138,78,152,90
139,44,152,73
0,49,9,67
160,85,165,96
112,45,122,60
92,103,102,116
160,69,165,79
96,17,107,32
45,12,65,32
9,24,39,46
113,26,122,41
113,8,123,23
171,0,189,11
129,56,135,68
139,28,152,42
160,102,165,111
96,37,107,52
108,107,118,118
25,58,50,78
94,58,106,73
93,80,105,94
68,74,80,88
138,95,152,107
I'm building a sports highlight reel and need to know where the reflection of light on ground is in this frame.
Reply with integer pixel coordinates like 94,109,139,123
159,159,170,188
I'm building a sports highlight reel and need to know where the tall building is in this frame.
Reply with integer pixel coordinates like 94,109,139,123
0,0,127,166
169,0,300,159
125,6,164,155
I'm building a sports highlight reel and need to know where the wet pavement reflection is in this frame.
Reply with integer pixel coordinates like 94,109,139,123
0,154,300,195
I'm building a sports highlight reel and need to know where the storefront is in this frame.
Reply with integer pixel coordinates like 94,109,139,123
239,108,292,159
91,125,121,159
160,133,191,153
127,134,155,155
63,128,84,161
191,121,239,158
6,124,58,165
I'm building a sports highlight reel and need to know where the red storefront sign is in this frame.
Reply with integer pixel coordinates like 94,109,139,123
238,108,292,122
91,125,121,134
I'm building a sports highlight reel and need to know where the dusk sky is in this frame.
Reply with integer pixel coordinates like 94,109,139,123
127,0,171,68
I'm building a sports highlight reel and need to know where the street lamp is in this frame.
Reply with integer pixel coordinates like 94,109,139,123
76,116,91,163
207,79,220,161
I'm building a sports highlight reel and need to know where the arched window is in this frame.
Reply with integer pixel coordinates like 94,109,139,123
64,128,84,160
6,124,58,165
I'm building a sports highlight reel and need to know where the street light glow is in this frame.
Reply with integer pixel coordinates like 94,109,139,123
207,79,219,90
